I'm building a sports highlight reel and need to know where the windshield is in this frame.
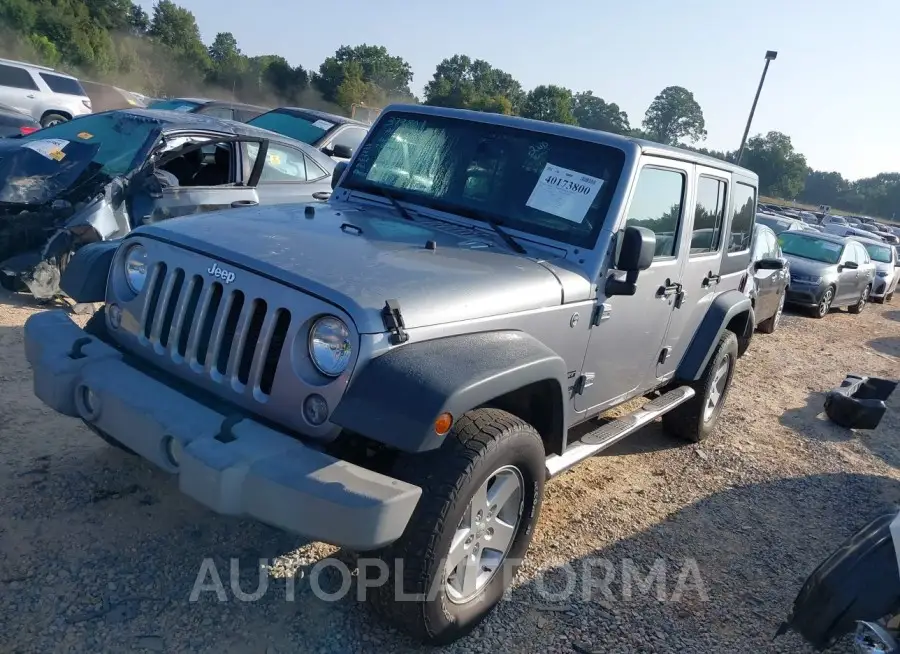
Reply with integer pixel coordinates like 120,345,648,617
148,99,201,112
756,215,792,234
0,139,101,204
778,233,843,264
343,112,626,247
18,112,161,177
864,243,893,263
248,109,337,144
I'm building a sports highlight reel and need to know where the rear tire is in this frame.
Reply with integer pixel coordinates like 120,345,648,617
663,330,738,443
757,292,785,334
40,112,68,127
367,408,545,644
848,285,870,314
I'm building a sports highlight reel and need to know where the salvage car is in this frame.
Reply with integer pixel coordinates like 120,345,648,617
0,108,334,298
780,231,877,318
0,102,40,137
858,236,899,302
25,104,759,644
146,97,268,123
745,222,790,335
247,107,369,162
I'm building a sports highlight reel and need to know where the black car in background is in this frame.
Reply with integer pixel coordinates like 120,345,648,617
146,97,269,123
247,107,369,162
0,102,40,137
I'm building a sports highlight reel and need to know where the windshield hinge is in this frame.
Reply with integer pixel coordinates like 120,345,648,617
382,299,409,345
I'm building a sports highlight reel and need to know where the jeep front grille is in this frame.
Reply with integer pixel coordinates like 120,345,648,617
140,262,292,397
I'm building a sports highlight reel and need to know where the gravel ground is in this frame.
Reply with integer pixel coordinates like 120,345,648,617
0,292,898,654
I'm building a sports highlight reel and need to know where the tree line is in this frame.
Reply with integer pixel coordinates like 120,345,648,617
0,0,895,219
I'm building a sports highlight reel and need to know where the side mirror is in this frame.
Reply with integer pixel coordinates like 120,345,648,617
841,260,859,270
606,226,656,297
755,257,785,270
331,161,348,190
331,143,354,159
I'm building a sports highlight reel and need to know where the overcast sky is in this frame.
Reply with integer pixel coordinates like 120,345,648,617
142,0,898,180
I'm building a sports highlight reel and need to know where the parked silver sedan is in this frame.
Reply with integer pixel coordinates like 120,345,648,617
857,236,900,302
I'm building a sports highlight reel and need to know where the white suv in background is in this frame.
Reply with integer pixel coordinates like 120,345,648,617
0,58,92,127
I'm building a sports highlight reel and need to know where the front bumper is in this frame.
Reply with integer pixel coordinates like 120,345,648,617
785,282,826,307
24,310,422,550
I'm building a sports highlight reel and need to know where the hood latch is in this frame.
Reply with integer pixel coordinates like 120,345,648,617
382,299,409,345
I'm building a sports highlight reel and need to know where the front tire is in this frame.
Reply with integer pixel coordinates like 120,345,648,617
367,408,545,644
848,285,870,314
812,286,835,319
757,292,785,334
663,330,738,443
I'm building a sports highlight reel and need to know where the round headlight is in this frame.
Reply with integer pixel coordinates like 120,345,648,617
123,244,148,294
308,316,352,377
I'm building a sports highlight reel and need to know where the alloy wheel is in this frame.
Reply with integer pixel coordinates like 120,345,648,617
444,465,524,604
818,288,834,317
857,287,869,312
703,357,731,423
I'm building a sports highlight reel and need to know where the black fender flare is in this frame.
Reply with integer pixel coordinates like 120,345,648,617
676,290,752,381
330,331,570,453
59,240,119,303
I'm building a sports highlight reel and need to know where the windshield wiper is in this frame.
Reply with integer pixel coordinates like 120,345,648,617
483,217,527,254
368,185,415,221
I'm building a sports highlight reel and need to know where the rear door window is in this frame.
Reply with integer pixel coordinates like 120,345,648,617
691,176,726,254
244,142,311,183
0,64,38,90
729,183,756,253
625,167,686,258
38,73,86,96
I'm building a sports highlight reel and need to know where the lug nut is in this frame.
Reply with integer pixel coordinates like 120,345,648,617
476,510,483,522
465,535,474,545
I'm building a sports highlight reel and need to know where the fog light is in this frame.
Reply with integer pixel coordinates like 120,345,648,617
163,435,183,467
303,394,329,426
108,303,122,329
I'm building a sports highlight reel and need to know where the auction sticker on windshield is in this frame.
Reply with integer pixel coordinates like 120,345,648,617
526,163,603,223
311,120,334,131
22,139,69,162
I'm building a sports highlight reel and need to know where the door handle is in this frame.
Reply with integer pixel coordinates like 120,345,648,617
231,199,258,208
702,272,721,287
312,191,331,201
26,94,35,99
656,279,682,298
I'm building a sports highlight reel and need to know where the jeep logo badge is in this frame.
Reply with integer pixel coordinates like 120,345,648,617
207,263,236,284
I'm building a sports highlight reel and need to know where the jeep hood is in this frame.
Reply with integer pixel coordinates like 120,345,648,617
136,202,577,333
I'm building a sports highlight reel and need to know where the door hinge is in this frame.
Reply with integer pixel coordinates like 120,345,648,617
590,303,612,326
574,372,595,395
381,299,409,345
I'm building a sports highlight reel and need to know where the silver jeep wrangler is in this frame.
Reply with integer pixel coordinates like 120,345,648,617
25,104,757,644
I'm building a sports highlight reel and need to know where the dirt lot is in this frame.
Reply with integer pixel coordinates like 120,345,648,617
0,293,898,654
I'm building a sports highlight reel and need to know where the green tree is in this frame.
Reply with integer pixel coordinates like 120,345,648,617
128,4,149,34
642,85,707,144
423,54,524,113
316,44,413,104
798,170,849,207
148,0,209,73
741,131,808,199
572,91,630,134
521,85,576,124
207,31,247,89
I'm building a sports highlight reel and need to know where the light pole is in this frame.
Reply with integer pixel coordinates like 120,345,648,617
736,50,778,165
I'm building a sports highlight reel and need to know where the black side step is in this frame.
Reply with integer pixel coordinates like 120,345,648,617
545,385,695,478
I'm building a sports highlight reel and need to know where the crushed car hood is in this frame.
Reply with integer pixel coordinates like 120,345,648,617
136,202,574,333
0,138,101,206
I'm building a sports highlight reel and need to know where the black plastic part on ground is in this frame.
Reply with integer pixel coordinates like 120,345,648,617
775,510,900,650
824,374,898,430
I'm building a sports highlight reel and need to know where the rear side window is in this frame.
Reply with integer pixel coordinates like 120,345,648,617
691,176,727,254
39,73,86,96
625,167,686,258
331,126,368,152
0,63,39,90
729,183,756,253
201,105,234,120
